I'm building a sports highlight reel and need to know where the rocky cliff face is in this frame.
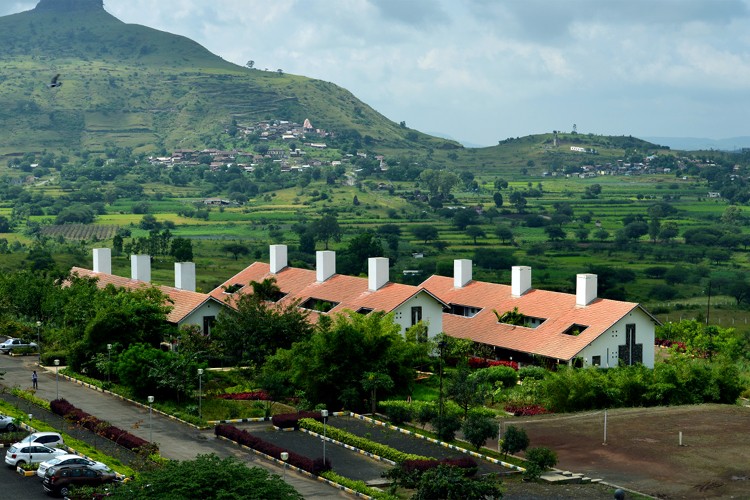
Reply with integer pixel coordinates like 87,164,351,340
35,0,103,12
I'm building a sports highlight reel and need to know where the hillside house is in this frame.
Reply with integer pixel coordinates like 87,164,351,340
209,245,446,338
70,249,226,334
419,263,658,368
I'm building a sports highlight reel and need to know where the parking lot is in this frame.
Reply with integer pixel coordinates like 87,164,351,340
0,459,48,498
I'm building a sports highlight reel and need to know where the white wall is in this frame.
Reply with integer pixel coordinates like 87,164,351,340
579,307,656,369
392,291,444,338
179,299,224,333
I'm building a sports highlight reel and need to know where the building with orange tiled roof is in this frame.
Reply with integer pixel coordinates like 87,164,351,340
71,249,226,334
419,261,659,368
209,245,447,337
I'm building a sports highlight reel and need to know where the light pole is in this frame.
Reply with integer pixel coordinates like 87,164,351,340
280,451,288,478
147,396,154,442
437,340,447,439
107,344,112,385
321,409,328,466
197,368,204,420
36,321,41,365
54,359,60,400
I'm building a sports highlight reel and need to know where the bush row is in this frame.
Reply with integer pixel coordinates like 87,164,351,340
215,390,270,401
271,411,324,429
400,457,478,476
468,357,519,370
504,404,551,417
215,424,330,475
41,351,67,366
299,417,429,463
50,399,154,453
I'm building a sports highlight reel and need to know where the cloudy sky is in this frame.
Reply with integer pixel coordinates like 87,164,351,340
5,0,750,146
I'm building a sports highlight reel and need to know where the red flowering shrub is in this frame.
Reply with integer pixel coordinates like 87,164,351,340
504,404,551,416
215,390,270,401
468,357,519,370
655,339,687,351
400,457,477,476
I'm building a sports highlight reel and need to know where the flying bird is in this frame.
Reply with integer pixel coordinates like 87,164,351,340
49,74,62,88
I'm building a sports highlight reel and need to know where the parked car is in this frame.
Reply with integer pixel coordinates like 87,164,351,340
42,464,118,497
0,338,38,354
37,454,111,479
0,413,17,432
4,443,66,467
19,432,63,448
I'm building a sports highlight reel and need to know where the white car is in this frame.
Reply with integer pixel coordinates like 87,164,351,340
0,413,17,432
4,444,66,467
0,338,38,354
36,454,111,478
18,432,63,447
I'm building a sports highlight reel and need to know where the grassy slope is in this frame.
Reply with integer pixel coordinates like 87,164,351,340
0,4,454,157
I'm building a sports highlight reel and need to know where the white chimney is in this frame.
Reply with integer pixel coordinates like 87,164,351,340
131,255,151,282
316,251,336,282
175,262,196,292
454,259,472,288
576,273,598,306
93,248,111,274
512,266,532,297
269,244,287,274
368,257,389,291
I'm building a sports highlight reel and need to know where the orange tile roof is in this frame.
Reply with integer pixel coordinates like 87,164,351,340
70,267,220,324
208,262,445,319
419,275,648,361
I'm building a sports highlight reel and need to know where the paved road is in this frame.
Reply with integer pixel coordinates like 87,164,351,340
0,353,348,499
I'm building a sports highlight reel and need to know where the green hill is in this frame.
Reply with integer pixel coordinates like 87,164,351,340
0,0,454,156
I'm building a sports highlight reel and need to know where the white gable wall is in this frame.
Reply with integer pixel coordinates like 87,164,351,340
391,292,444,338
578,307,655,368
177,299,224,334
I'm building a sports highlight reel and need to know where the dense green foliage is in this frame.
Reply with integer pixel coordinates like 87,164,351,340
108,454,302,499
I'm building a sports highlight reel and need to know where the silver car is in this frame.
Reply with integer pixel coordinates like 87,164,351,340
0,338,38,354
0,413,17,432
36,454,111,478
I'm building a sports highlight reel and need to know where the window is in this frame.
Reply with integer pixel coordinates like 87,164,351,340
301,297,338,313
203,316,215,335
356,307,373,315
563,324,589,336
591,355,601,366
411,306,423,326
618,324,643,365
448,304,481,318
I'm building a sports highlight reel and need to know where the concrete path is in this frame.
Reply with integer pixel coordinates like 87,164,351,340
0,353,348,499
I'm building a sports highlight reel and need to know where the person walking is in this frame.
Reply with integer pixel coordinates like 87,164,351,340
32,370,38,390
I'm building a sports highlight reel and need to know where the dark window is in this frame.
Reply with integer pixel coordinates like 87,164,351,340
411,306,423,325
301,297,338,313
592,355,601,366
203,316,215,334
618,324,642,366
356,307,373,315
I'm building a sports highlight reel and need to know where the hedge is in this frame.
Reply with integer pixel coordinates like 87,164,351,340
321,470,399,500
299,417,429,464
215,423,330,475
50,398,153,453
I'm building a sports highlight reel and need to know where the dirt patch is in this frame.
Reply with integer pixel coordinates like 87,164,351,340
512,404,750,499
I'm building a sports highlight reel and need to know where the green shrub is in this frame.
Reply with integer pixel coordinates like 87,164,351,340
525,446,558,470
471,365,518,389
518,366,547,381
42,351,67,366
321,471,399,500
379,400,412,425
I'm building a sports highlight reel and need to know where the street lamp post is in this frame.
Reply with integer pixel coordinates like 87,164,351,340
280,451,288,478
54,359,60,400
107,344,112,385
321,409,328,466
147,396,154,442
437,340,447,439
36,321,41,365
197,368,204,420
